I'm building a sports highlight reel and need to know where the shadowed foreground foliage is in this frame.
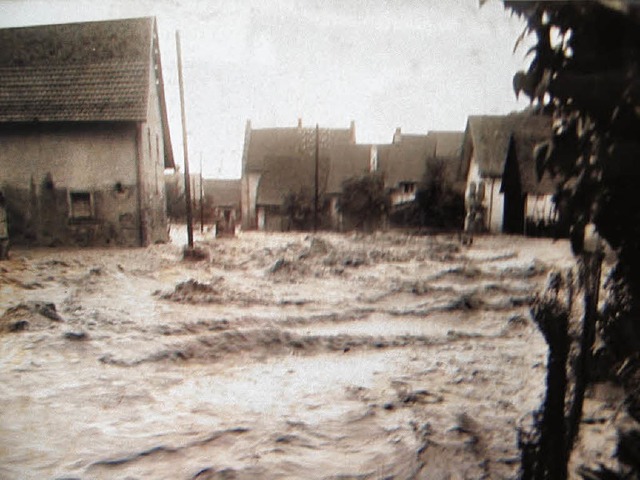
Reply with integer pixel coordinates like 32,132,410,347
503,1,640,478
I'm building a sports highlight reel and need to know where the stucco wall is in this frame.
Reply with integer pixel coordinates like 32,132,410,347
0,123,142,246
525,194,557,224
464,156,504,234
139,46,170,245
242,173,261,230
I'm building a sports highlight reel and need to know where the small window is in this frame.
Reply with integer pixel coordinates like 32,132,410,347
70,192,92,219
401,182,416,194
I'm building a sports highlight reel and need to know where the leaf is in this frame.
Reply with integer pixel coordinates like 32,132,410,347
513,25,531,54
534,140,552,181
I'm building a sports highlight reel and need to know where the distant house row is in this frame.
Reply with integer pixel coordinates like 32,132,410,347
240,112,560,235
240,119,467,231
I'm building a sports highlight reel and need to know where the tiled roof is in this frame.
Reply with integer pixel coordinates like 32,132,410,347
0,18,152,122
0,62,148,121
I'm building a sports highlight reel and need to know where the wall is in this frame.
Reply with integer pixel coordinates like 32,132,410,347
0,123,141,246
464,155,504,233
139,44,170,245
242,173,261,229
256,205,284,231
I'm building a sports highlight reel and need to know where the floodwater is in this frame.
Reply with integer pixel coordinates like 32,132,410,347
1,229,606,479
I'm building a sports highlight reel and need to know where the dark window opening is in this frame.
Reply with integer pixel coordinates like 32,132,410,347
44,173,55,191
115,182,124,194
70,192,92,219
401,182,416,194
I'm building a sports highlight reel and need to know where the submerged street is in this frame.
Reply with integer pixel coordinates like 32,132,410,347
0,231,614,479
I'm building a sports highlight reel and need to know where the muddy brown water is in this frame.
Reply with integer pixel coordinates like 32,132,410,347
0,231,581,479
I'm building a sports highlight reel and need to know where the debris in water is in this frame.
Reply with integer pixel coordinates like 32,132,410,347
0,301,63,333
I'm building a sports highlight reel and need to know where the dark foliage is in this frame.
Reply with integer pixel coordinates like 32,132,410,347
504,1,640,476
283,189,319,231
415,159,465,230
337,173,389,232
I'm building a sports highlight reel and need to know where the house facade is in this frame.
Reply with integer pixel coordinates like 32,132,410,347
241,120,467,231
0,17,174,247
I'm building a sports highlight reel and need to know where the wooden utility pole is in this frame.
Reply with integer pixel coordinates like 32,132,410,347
314,123,319,232
176,31,193,248
200,153,204,233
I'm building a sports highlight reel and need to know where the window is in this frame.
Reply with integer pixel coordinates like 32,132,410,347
401,182,416,194
70,192,92,219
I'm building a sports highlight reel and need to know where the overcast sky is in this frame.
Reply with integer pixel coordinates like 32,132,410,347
0,0,532,178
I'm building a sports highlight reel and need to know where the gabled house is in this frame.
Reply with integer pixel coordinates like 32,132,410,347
203,179,241,235
0,17,174,247
377,128,437,206
241,119,355,230
462,113,557,234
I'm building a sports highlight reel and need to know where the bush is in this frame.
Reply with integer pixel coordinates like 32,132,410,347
337,173,389,232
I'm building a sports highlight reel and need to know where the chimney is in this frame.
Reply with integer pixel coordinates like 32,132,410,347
350,120,356,143
241,119,252,170
298,118,303,128
393,127,402,144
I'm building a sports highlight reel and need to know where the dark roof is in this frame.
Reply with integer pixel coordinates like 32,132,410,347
326,144,371,194
0,62,148,121
0,18,174,168
244,125,352,173
433,131,464,160
203,179,241,208
378,133,436,188
464,113,550,178
245,123,354,206
511,129,559,195
257,154,328,206
464,116,512,177
0,18,153,122
430,131,465,185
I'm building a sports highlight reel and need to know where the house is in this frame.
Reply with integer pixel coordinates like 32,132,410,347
0,17,174,247
462,113,558,234
377,128,437,206
324,143,374,230
503,128,560,236
203,179,241,235
241,119,355,231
